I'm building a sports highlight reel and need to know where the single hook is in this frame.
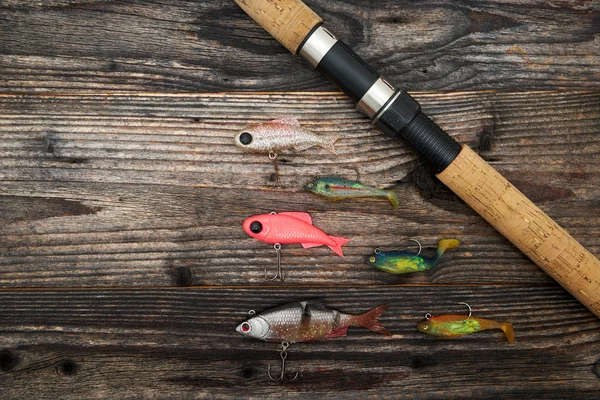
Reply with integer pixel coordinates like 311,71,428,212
408,239,422,256
268,342,299,383
342,166,360,181
268,152,282,187
265,243,284,281
458,302,472,321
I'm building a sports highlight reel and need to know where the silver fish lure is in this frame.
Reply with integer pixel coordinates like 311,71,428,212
236,301,391,343
234,117,340,153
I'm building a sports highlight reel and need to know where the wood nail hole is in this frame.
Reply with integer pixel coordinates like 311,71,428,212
240,365,258,379
57,360,77,376
0,350,19,372
175,266,192,287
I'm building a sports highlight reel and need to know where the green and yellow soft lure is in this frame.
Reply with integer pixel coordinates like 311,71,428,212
417,307,515,343
365,239,459,274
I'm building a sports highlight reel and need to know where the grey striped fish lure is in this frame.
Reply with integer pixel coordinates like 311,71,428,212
236,301,391,343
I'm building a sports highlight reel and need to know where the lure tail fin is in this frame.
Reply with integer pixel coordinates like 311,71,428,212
499,322,515,343
327,236,349,257
322,133,340,154
354,304,391,336
386,190,399,209
434,239,460,263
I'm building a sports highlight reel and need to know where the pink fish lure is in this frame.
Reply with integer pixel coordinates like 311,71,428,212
242,212,349,257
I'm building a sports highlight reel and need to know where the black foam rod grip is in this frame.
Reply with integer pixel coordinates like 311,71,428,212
316,41,380,102
375,91,462,172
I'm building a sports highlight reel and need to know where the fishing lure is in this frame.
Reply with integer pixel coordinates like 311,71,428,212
236,301,391,343
305,176,399,209
235,117,339,153
242,212,349,281
237,301,391,382
417,303,515,343
366,239,459,274
235,117,340,186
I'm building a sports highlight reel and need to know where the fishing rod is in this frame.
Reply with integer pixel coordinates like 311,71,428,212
234,0,600,318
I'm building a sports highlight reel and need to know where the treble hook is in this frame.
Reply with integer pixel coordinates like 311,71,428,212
458,302,472,321
268,342,299,383
265,243,284,281
269,151,282,187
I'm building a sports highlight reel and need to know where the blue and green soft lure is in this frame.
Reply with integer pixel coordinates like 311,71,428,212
304,176,399,209
365,239,459,274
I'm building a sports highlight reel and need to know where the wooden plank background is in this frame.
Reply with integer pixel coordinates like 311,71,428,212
1,0,599,92
1,0,600,398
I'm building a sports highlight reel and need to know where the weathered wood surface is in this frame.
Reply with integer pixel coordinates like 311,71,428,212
1,0,599,93
1,91,599,287
2,0,600,398
0,286,599,399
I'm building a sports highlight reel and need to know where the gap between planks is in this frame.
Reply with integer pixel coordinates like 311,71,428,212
0,283,563,291
0,90,592,98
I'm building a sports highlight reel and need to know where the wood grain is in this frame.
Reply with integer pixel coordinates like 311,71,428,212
2,1,599,397
0,0,598,93
1,91,599,288
0,286,599,399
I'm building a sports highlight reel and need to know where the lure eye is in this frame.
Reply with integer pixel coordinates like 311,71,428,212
250,221,263,233
241,322,251,333
421,322,430,331
324,184,330,190
369,256,376,263
239,132,253,145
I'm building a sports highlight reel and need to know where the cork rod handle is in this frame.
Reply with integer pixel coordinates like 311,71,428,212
437,146,600,316
235,0,321,54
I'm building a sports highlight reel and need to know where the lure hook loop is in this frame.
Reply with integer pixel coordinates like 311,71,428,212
458,302,472,320
268,342,299,383
408,239,422,256
265,243,284,281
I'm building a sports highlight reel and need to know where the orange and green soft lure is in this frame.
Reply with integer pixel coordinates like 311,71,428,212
417,313,515,343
